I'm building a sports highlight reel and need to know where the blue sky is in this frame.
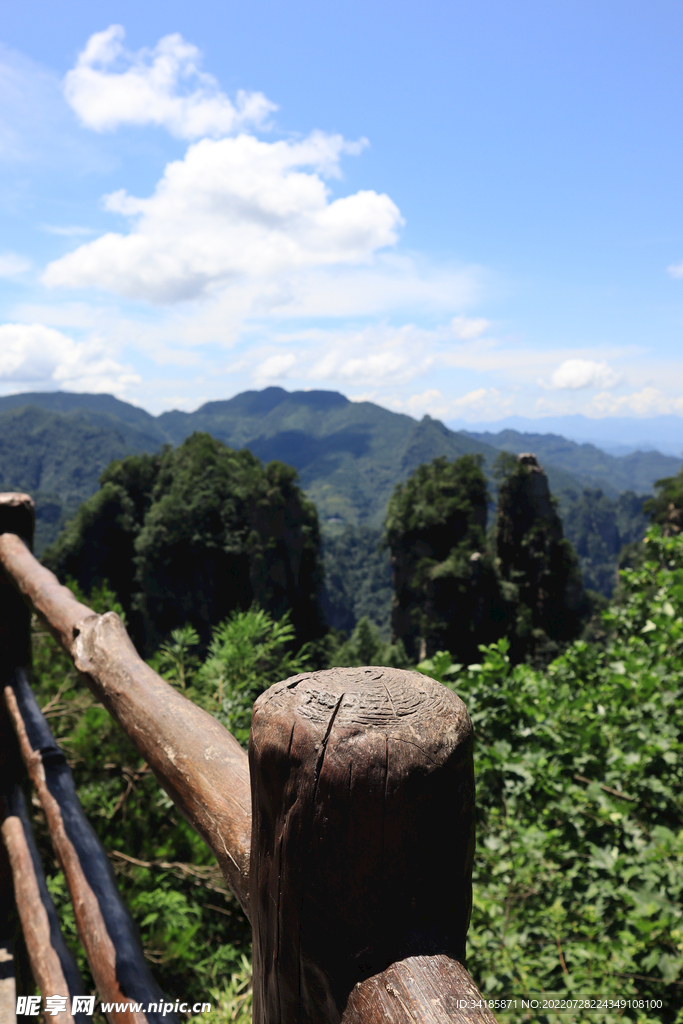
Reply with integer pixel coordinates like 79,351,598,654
2,0,683,420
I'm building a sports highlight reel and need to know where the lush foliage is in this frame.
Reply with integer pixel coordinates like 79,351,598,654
644,465,683,537
43,434,325,654
494,453,589,663
0,403,161,555
560,488,649,597
418,525,683,1023
385,452,593,668
319,524,393,637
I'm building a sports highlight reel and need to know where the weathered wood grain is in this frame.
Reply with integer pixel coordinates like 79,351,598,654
72,614,251,912
0,497,178,1024
0,784,89,1024
249,666,486,1024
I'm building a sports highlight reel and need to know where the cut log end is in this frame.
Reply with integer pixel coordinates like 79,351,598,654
250,667,476,1024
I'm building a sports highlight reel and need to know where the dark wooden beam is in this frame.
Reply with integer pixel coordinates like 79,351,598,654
3,672,176,1024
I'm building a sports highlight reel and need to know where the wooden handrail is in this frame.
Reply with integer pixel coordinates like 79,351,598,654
0,492,498,1023
0,526,251,914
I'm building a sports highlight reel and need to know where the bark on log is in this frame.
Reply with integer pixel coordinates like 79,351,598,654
0,520,251,913
0,785,84,1024
72,614,251,912
249,666,494,1024
342,955,497,1022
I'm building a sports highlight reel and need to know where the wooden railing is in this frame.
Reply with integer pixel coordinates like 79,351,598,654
0,492,497,1024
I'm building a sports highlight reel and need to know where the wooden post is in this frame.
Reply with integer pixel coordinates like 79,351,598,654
249,665,496,1024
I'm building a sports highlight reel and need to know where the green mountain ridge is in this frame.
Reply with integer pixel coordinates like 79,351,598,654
0,388,680,557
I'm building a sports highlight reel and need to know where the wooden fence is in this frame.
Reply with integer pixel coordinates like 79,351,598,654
0,492,497,1024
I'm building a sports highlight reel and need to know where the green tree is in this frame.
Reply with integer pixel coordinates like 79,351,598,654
43,434,325,654
320,525,393,637
385,454,504,663
495,452,588,662
559,487,649,597
644,465,683,536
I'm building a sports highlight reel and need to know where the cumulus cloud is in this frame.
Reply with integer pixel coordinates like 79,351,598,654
43,132,401,303
0,322,140,393
548,358,620,390
590,387,683,417
260,322,440,389
64,25,275,139
399,387,513,421
254,352,297,386
450,315,489,340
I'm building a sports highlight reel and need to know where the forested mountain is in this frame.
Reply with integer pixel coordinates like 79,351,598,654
4,387,679,544
0,404,162,552
0,388,586,549
1,387,680,616
43,436,324,655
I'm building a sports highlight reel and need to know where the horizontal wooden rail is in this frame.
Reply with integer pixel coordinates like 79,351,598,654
0,508,251,914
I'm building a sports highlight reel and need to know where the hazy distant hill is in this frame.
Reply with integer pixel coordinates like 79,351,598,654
463,428,683,498
450,413,683,457
1,388,679,559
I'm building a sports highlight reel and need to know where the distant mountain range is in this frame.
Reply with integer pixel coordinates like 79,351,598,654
1,388,681,554
448,413,683,457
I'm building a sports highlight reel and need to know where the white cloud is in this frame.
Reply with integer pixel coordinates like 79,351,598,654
590,387,683,417
43,132,401,303
41,224,95,237
0,253,31,277
0,322,140,393
254,352,297,385
548,358,620,390
450,315,489,340
263,322,438,389
397,387,513,421
64,25,275,139
667,260,683,279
